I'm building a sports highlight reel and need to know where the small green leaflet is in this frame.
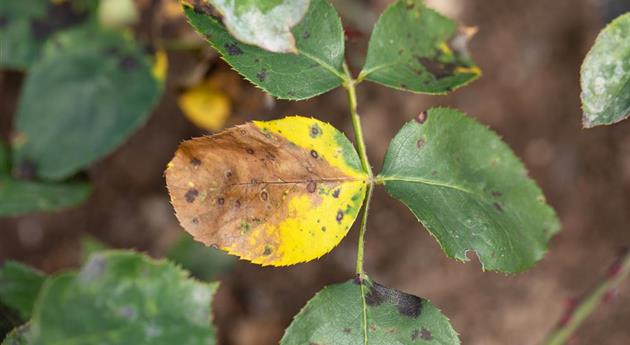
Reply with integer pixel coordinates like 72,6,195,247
581,13,630,127
11,27,163,181
0,142,91,216
360,0,480,94
0,0,96,70
0,262,46,320
378,108,560,273
207,0,310,53
28,251,219,345
182,0,345,100
281,277,459,345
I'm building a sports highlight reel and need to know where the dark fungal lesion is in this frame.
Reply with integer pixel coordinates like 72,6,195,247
185,188,199,203
224,42,243,56
364,281,424,318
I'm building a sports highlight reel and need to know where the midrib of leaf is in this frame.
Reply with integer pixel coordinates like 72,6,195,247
298,50,346,82
378,175,476,195
359,281,369,345
227,176,368,186
358,60,401,81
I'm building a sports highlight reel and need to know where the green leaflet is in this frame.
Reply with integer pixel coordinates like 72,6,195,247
207,0,310,53
183,0,345,100
581,13,630,127
0,0,96,70
167,235,236,281
0,262,46,320
11,27,163,181
281,277,459,345
360,0,480,94
378,108,560,273
28,251,218,345
0,142,91,216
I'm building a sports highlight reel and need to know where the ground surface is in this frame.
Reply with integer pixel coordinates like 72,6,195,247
1,0,630,344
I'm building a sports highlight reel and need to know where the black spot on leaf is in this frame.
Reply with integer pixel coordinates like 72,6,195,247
335,210,344,223
310,150,318,158
302,31,311,39
365,281,424,318
332,189,341,198
420,328,433,341
494,202,504,213
262,245,273,256
260,191,269,201
417,56,456,79
307,181,317,193
185,189,199,203
192,217,199,224
415,111,428,124
224,42,243,56
256,69,267,82
343,328,351,334
310,124,322,137
218,197,225,205
190,157,202,166
246,148,255,154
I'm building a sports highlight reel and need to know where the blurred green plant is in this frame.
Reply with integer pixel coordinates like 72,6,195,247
0,0,164,216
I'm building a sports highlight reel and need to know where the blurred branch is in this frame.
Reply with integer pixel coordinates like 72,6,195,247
541,249,630,345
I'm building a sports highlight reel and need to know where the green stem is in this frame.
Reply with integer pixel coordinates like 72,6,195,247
542,249,630,345
342,62,374,277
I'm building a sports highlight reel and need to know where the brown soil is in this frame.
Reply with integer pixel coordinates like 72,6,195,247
1,0,630,344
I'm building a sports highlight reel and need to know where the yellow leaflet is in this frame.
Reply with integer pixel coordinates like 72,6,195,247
178,80,231,131
254,116,367,179
455,66,481,75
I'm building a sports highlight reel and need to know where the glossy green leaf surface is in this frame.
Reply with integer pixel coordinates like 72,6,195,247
360,0,480,94
581,13,630,127
208,0,310,53
12,27,163,181
0,0,95,70
183,0,345,100
281,277,459,345
0,143,91,216
28,251,218,345
378,108,560,273
0,262,46,320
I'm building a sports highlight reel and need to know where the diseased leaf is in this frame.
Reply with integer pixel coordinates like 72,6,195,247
28,251,218,345
378,108,560,273
165,116,368,266
178,78,231,131
360,0,480,94
581,13,630,127
182,0,345,100
11,27,163,181
281,276,459,345
0,0,95,70
0,262,46,320
205,0,310,53
2,324,30,345
0,177,91,216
